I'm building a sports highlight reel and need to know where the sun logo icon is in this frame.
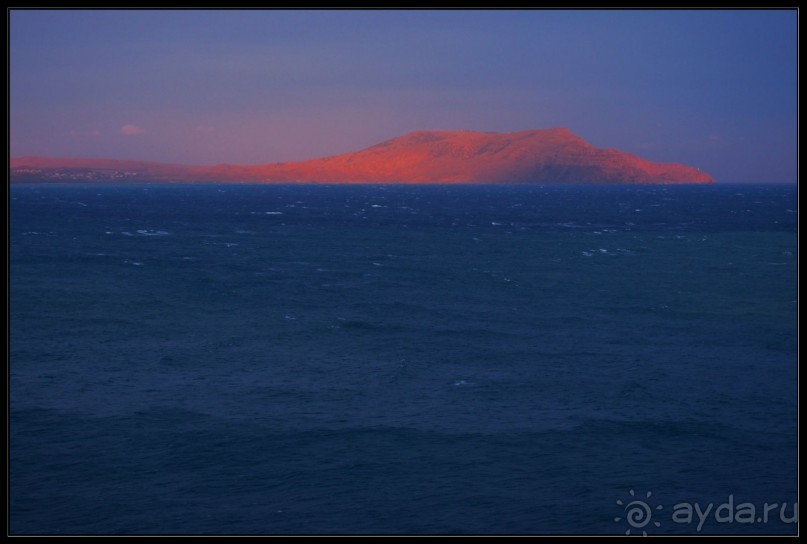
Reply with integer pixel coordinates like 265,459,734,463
614,489,663,536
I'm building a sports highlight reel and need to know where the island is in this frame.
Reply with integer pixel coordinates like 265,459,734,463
10,128,714,184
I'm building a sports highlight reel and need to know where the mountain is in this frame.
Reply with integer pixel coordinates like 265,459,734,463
10,128,714,184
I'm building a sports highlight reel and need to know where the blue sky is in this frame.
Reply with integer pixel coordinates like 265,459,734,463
9,9,797,182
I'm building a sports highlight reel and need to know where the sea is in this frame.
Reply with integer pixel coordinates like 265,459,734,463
9,183,798,535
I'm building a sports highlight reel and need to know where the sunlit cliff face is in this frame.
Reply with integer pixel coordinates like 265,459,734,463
11,129,715,184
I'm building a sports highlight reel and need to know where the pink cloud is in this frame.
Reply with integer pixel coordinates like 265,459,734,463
120,124,145,135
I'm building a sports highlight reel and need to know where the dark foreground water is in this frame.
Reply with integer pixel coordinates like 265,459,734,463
10,184,797,535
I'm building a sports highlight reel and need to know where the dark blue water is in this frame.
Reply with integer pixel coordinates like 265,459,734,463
10,184,797,534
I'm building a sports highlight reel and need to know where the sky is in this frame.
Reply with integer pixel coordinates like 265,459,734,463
9,9,797,183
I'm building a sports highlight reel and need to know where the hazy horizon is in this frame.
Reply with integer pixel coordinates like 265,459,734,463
10,9,797,183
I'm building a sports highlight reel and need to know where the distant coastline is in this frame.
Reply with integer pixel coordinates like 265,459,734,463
10,128,714,185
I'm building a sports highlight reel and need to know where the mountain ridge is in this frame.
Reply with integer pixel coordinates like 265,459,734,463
10,128,715,184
